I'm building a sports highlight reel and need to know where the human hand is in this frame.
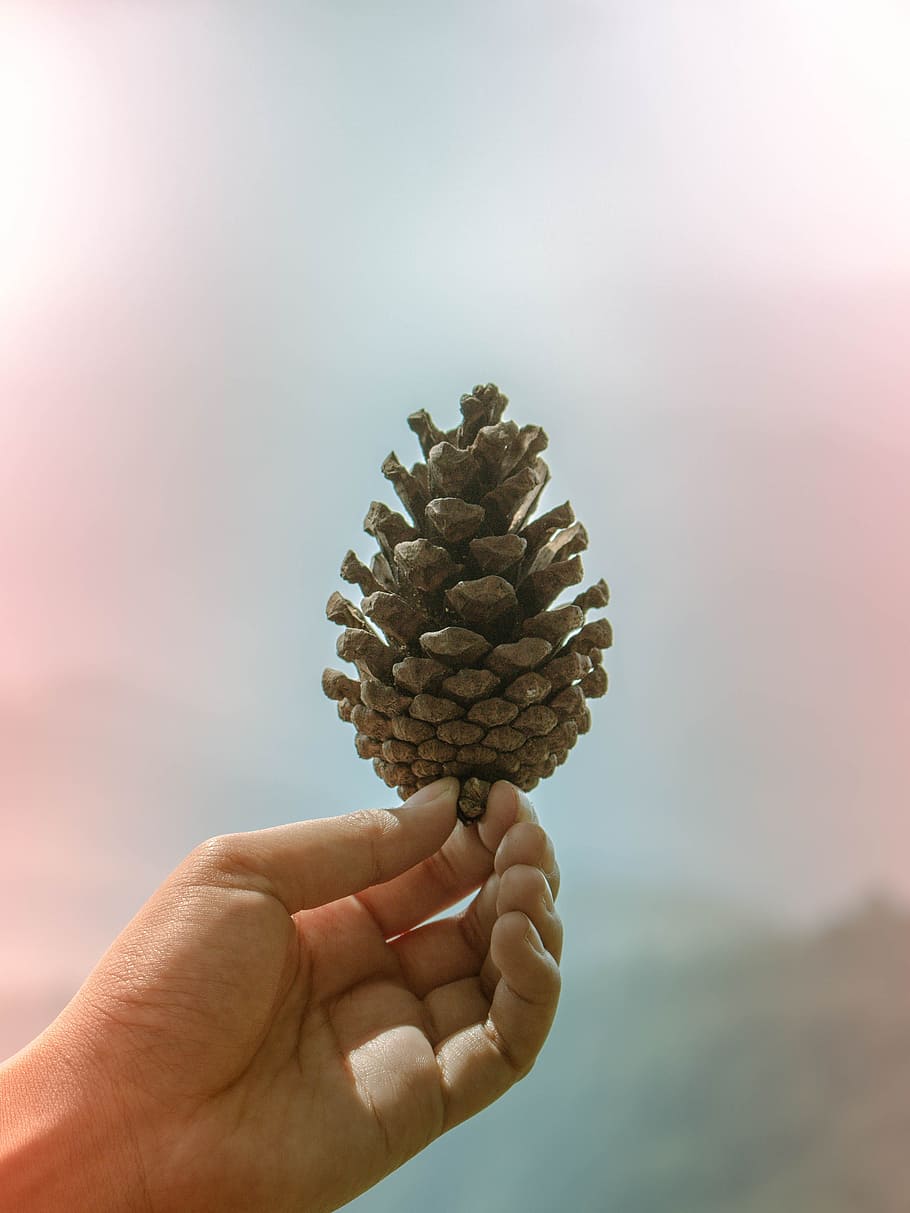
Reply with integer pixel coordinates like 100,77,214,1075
0,777,562,1213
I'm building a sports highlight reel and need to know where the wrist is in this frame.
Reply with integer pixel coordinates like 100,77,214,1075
0,1015,150,1213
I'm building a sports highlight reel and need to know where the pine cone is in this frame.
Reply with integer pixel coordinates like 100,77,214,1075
322,383,611,823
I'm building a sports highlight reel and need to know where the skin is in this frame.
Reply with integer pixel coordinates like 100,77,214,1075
0,778,562,1213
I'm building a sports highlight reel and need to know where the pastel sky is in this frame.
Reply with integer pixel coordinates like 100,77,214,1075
1,0,908,1050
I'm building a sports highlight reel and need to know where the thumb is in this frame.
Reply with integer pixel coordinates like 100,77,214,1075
186,777,459,915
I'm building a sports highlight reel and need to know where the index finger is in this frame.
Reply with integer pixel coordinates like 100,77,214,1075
357,781,536,938
183,778,458,914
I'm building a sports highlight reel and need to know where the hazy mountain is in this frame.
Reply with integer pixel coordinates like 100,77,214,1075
347,895,910,1213
7,876,906,1210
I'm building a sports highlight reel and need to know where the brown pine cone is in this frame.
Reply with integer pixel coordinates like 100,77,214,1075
322,383,611,823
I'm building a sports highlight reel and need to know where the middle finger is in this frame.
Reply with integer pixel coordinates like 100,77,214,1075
357,781,528,938
392,870,500,998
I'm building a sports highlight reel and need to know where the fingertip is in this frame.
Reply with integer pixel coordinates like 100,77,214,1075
489,781,538,824
492,908,542,953
514,788,539,825
476,781,513,851
524,918,548,955
491,911,561,990
490,907,532,957
399,776,460,811
478,782,538,852
494,821,550,876
389,776,459,853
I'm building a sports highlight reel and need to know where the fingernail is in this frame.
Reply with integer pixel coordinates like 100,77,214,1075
402,777,459,810
515,788,538,824
526,922,546,953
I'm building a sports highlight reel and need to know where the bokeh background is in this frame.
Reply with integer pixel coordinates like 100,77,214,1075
2,1,908,1208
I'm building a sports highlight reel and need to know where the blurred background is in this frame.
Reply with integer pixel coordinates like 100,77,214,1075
1,1,908,1208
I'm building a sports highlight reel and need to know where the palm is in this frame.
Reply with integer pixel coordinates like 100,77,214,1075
143,891,453,1211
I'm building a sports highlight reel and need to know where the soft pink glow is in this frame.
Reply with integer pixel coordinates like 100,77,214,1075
1,2,908,1062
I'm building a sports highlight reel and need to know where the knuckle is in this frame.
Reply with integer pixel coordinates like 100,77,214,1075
515,822,556,869
426,844,462,897
517,821,547,850
500,862,551,907
346,808,396,885
185,833,266,893
459,905,487,960
345,808,377,831
191,833,243,873
484,1020,529,1080
525,959,561,1012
